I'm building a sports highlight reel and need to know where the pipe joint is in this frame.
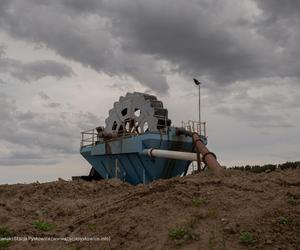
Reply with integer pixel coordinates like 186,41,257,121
202,152,217,165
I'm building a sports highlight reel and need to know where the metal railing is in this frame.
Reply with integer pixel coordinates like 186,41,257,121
181,120,206,137
80,129,98,147
80,127,141,148
81,120,206,148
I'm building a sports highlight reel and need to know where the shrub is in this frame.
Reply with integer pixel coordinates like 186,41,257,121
0,227,12,248
277,216,293,225
169,226,199,245
32,220,55,231
239,231,256,244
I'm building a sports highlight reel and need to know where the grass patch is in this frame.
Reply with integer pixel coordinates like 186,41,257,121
277,216,293,225
191,197,206,207
88,223,97,231
0,240,11,249
0,227,12,249
169,227,187,239
287,197,298,205
67,246,77,250
32,220,55,231
207,208,218,218
239,231,256,244
169,226,199,245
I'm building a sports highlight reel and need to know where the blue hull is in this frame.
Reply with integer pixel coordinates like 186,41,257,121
80,128,206,185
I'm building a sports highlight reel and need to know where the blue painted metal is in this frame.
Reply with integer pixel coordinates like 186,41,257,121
80,127,207,185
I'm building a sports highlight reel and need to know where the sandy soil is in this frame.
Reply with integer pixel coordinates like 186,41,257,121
0,168,299,250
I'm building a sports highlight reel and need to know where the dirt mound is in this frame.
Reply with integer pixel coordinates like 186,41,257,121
0,169,299,249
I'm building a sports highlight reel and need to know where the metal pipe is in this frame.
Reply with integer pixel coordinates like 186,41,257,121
176,128,224,175
143,148,198,161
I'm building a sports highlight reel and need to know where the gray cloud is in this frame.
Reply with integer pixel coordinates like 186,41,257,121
0,0,299,93
98,0,300,83
0,149,59,166
0,0,300,169
38,91,51,100
0,92,101,165
19,60,74,81
212,77,300,128
0,0,299,96
255,0,300,19
216,105,292,128
0,0,9,17
0,78,7,84
0,44,6,56
252,0,300,74
98,1,262,82
0,0,168,93
47,102,61,108
37,92,62,109
0,55,74,82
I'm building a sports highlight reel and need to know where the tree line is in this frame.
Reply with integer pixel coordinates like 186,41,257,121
230,161,300,173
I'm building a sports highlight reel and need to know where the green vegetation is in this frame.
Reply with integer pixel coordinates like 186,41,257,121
232,161,300,173
32,220,55,231
277,216,293,225
169,226,199,245
67,246,77,250
0,240,11,249
287,197,298,205
286,193,299,206
88,223,97,231
207,208,217,218
0,227,12,249
191,197,206,207
169,227,187,239
239,231,256,244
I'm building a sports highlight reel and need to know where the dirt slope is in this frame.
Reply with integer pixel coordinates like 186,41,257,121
0,169,299,250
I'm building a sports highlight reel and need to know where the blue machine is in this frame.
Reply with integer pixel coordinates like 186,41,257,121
79,92,207,185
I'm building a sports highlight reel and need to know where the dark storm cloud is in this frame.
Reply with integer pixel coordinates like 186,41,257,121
252,0,300,72
0,0,298,91
0,92,101,165
0,0,168,93
0,56,74,82
58,0,101,13
0,0,299,169
255,0,300,18
0,0,9,17
18,60,74,81
95,0,300,83
97,1,264,83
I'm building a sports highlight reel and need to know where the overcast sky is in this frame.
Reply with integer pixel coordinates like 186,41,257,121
1,0,300,184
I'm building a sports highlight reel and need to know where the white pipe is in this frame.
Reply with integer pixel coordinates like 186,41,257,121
143,148,198,161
